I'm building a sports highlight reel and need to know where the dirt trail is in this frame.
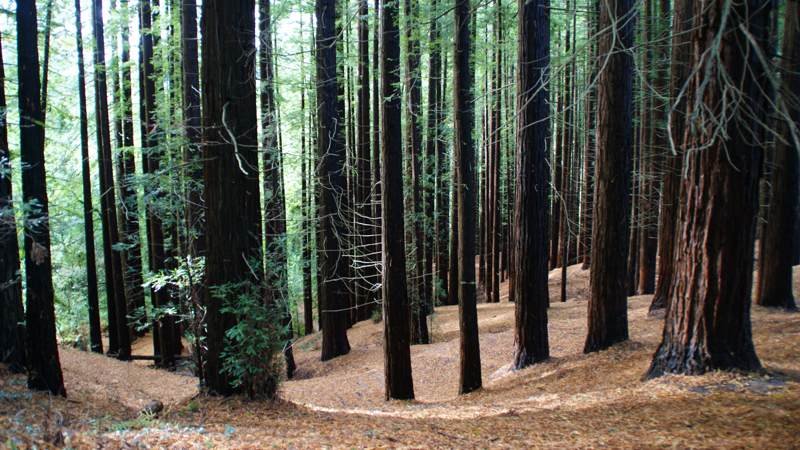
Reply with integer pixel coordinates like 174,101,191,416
59,347,199,412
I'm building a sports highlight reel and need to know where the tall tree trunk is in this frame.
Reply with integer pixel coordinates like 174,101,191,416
405,0,429,345
579,0,598,270
300,17,314,335
201,0,269,395
119,0,147,334
636,0,657,295
259,0,296,379
649,0,691,313
454,0,482,394
75,0,103,354
356,0,373,322
428,0,447,309
512,0,550,369
0,33,26,372
583,0,634,353
16,0,66,396
646,0,769,377
757,0,799,310
316,0,351,360
380,0,415,400
371,0,382,311
93,0,131,360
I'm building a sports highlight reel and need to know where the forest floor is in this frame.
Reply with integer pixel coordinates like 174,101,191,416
2,265,800,448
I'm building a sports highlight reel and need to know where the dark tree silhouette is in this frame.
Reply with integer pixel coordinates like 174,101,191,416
0,33,26,372
259,0,297,378
453,0,482,394
512,0,550,369
316,0,351,361
92,0,131,360
381,0,415,400
201,0,266,394
17,0,66,396
757,0,799,311
584,0,634,353
75,0,102,354
650,0,692,313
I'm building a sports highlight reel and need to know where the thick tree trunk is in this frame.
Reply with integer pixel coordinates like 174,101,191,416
756,0,799,311
316,0,351,361
646,0,769,377
583,0,634,354
0,34,26,372
454,0,482,394
380,0,415,400
74,0,103,354
17,0,66,396
93,0,131,360
201,0,268,394
512,0,550,369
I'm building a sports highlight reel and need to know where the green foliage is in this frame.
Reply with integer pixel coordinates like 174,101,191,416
214,281,285,398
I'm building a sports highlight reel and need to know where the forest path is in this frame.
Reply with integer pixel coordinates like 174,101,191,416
58,346,199,413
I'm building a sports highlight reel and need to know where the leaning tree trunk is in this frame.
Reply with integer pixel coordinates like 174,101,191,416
316,0,351,361
380,0,415,400
0,34,26,372
512,0,550,369
453,0,482,394
646,0,770,377
17,0,66,396
583,0,635,354
757,0,799,311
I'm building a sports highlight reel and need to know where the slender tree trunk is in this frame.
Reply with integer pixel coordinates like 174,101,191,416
649,0,691,313
119,0,147,334
74,0,103,354
405,0,429,345
583,0,634,354
0,34,26,372
356,0,373,322
636,0,657,295
17,0,66,396
259,0,296,379
381,0,415,400
454,0,482,394
93,0,131,360
299,17,314,335
371,0,383,311
428,0,447,309
646,0,769,378
579,0,598,270
317,0,351,360
757,0,799,311
512,0,550,369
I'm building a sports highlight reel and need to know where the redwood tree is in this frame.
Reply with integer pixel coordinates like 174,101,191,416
584,0,634,353
0,33,25,372
512,0,550,369
381,0,415,400
76,0,103,354
17,0,65,396
454,0,482,394
646,0,769,377
757,0,799,311
92,0,131,360
316,0,351,361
